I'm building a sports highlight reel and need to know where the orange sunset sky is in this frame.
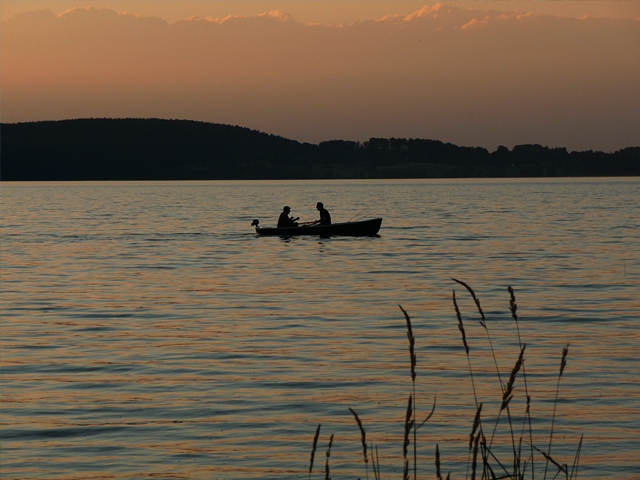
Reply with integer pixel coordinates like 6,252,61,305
2,0,639,151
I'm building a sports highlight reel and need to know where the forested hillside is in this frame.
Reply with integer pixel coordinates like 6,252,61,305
2,119,638,180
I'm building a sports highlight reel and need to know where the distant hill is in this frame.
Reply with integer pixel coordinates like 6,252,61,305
2,119,639,180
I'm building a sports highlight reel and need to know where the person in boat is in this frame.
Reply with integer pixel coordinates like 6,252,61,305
277,206,299,228
313,202,332,225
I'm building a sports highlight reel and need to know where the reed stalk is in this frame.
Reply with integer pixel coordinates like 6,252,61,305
400,304,437,479
324,434,334,480
535,446,568,478
309,424,321,480
452,279,504,388
569,435,583,480
349,407,369,480
399,305,418,480
403,394,414,480
453,290,478,407
500,345,526,478
372,445,381,480
509,286,535,479
302,284,581,480
471,433,480,480
469,403,483,450
453,289,480,480
454,277,517,469
543,345,569,480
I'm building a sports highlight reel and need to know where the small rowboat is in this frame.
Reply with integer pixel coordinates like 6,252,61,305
251,218,382,237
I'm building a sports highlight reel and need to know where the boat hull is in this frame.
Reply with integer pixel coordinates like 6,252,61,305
255,218,382,237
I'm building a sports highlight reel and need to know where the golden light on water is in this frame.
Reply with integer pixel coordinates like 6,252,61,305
2,179,638,478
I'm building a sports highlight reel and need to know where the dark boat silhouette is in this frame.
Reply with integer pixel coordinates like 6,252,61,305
251,218,382,236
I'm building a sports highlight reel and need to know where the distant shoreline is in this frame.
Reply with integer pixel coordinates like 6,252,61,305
2,119,639,181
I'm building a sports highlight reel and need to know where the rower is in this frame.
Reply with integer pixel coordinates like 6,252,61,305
313,202,331,225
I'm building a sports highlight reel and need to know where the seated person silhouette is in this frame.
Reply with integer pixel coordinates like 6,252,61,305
277,206,299,228
313,202,331,225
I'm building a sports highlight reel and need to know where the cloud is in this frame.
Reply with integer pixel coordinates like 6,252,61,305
2,5,639,150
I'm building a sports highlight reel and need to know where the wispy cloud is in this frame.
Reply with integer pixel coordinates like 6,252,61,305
2,5,639,150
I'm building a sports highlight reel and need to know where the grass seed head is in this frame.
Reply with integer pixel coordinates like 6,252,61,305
560,344,569,377
453,290,470,355
349,408,368,465
309,424,321,475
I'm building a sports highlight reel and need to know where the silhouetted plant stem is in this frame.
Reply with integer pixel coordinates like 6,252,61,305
455,278,517,471
499,345,527,476
569,435,583,480
324,434,333,480
469,403,483,450
453,289,480,480
509,286,536,480
399,305,418,480
413,382,417,480
372,445,381,480
544,345,569,480
403,393,414,480
303,289,582,480
453,290,478,407
471,433,480,480
349,407,369,480
309,424,321,480
452,278,504,389
483,437,511,479
536,446,568,478
455,278,515,474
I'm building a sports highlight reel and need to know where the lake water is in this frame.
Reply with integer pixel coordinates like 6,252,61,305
1,178,639,479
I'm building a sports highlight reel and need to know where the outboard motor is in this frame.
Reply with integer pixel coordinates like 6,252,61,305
251,219,260,227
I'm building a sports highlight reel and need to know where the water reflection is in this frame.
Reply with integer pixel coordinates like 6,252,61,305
1,179,638,479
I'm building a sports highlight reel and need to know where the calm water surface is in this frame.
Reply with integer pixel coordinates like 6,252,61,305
1,179,639,479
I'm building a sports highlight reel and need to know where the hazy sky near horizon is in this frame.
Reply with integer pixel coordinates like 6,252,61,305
2,1,639,151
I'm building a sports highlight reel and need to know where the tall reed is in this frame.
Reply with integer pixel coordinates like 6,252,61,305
309,424,321,480
399,305,418,479
403,394,413,480
543,345,569,480
304,283,581,480
509,286,535,478
325,434,334,480
348,408,369,480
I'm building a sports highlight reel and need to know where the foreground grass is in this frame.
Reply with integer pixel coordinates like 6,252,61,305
307,281,583,480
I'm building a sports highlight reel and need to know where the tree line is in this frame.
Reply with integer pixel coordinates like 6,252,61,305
2,118,639,180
